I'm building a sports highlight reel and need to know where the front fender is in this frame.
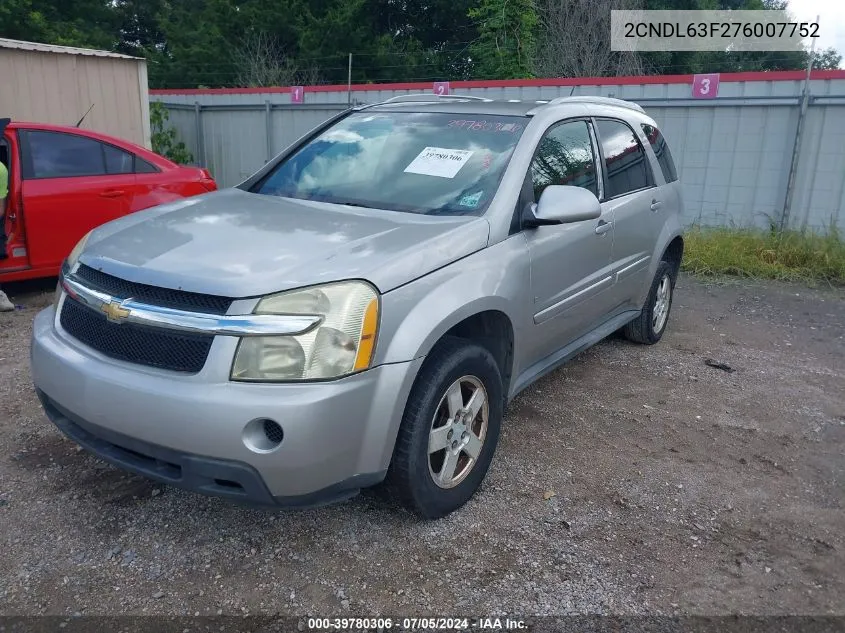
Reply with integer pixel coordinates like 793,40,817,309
368,235,532,469
375,234,532,368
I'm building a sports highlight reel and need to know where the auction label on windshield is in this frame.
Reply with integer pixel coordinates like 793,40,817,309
405,147,474,179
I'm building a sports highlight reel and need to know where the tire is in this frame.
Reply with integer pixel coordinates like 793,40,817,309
384,336,503,519
623,260,675,345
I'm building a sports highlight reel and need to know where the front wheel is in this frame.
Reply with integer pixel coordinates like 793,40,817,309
384,336,503,519
623,260,675,345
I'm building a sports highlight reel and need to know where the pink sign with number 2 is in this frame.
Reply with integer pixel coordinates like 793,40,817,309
433,82,450,96
692,74,719,99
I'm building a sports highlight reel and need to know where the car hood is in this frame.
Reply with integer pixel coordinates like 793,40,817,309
80,188,490,297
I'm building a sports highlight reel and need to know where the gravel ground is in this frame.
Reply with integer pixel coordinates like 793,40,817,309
0,274,843,617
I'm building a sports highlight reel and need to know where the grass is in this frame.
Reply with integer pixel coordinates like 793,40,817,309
681,225,845,286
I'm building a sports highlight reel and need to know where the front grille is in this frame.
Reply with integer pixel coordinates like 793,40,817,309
60,297,213,373
76,264,233,315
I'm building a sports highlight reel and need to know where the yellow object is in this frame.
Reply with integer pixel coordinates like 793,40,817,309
0,161,8,200
354,298,379,371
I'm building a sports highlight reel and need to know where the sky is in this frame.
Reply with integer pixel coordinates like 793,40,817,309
788,0,845,66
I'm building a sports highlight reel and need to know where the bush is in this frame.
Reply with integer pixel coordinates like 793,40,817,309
681,225,845,286
150,102,194,165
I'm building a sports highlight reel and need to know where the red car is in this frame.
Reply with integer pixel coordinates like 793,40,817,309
0,119,217,282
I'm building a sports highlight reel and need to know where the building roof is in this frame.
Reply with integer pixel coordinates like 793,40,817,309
0,38,141,60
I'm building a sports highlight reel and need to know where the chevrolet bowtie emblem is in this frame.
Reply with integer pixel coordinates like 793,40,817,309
101,300,131,323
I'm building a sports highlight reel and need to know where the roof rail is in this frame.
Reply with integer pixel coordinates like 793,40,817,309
543,96,646,113
382,93,493,104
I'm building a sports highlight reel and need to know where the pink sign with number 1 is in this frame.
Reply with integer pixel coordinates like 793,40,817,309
291,86,304,104
692,74,719,99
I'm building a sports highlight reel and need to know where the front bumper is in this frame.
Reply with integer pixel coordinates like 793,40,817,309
31,307,422,507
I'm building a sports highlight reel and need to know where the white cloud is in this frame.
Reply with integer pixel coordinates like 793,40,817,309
788,0,845,66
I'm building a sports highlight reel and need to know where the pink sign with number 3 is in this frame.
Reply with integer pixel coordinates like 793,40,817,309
291,86,304,104
692,74,719,99
433,82,450,96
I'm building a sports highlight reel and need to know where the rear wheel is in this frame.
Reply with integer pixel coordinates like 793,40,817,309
623,260,674,345
385,337,503,519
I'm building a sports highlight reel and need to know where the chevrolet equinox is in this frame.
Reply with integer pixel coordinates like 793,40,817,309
31,94,684,518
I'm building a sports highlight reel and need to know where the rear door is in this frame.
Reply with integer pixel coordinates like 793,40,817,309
19,129,132,271
522,118,616,366
640,121,682,236
593,118,659,312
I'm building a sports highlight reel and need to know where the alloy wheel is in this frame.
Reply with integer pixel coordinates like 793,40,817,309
652,273,672,334
427,375,489,489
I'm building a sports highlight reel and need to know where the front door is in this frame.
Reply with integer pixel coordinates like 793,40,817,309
19,129,131,272
522,118,616,367
0,123,30,275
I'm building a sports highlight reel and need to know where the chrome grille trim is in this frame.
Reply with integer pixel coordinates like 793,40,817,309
60,274,321,337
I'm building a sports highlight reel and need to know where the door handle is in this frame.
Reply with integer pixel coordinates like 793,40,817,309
595,220,613,236
650,199,662,211
100,190,125,198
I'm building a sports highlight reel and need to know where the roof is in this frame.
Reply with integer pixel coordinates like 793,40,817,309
4,121,161,158
365,94,646,117
0,38,141,60
368,99,542,116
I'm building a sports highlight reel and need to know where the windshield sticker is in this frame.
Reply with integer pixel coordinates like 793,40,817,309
404,147,474,179
447,120,524,134
459,191,484,208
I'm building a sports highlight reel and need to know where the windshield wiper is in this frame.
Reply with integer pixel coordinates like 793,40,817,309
320,198,383,210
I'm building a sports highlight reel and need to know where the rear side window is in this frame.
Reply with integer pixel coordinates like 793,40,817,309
530,120,599,201
103,144,134,175
135,157,160,173
641,123,678,183
595,119,654,199
26,130,107,178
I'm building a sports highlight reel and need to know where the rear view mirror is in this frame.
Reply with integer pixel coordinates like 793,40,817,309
525,185,601,227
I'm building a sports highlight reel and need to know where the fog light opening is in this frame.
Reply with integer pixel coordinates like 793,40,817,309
262,419,284,445
243,418,284,453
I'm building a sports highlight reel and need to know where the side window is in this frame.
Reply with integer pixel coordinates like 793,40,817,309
595,119,654,199
25,131,107,178
103,144,134,175
641,123,678,183
530,120,599,201
135,157,159,174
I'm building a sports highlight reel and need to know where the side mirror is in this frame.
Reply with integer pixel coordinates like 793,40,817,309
524,185,601,227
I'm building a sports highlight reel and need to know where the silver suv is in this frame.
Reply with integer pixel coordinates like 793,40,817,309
31,94,683,518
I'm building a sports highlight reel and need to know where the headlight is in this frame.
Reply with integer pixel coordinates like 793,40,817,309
65,230,92,272
231,281,379,382
56,231,92,309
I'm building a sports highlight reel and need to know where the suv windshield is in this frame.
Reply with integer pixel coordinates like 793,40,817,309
253,111,527,215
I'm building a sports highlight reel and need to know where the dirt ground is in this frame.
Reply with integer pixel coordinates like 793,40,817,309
0,274,842,617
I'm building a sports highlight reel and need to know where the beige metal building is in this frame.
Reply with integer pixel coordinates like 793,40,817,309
0,38,150,148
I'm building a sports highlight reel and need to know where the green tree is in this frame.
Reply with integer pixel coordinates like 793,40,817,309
468,0,537,79
812,48,843,70
2,0,839,88
0,0,116,49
